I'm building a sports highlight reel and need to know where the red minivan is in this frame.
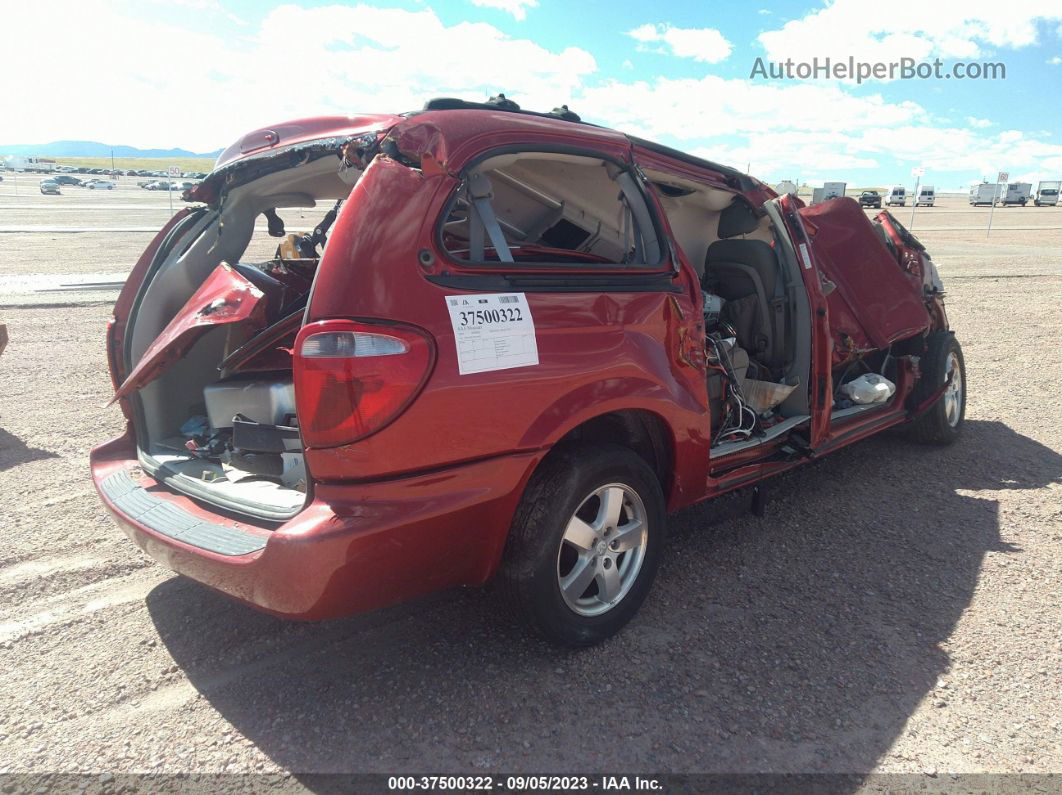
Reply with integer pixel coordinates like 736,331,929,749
91,97,965,646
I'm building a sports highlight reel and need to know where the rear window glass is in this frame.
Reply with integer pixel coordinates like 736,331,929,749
441,152,663,268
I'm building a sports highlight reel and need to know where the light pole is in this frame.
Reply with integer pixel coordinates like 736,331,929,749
910,166,924,230
988,171,1006,238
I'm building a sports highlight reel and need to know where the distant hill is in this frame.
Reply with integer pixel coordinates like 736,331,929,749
0,141,222,158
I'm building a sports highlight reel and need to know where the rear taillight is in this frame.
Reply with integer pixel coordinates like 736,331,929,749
294,320,434,448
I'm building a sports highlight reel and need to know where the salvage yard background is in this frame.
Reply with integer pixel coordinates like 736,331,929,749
1,171,1060,774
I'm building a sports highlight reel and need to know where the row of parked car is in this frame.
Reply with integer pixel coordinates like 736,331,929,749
39,175,117,193
138,180,198,191
45,166,208,179
38,174,201,194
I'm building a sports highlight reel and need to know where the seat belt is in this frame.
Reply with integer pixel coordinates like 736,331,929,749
468,173,514,263
770,256,787,370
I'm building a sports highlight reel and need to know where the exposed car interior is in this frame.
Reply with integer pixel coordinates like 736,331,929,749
121,154,362,520
441,152,662,267
644,168,812,453
440,153,815,454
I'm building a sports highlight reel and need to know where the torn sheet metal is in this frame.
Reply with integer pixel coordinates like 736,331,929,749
111,264,266,403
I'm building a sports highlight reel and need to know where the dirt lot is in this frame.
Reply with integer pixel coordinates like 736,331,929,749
0,176,1060,778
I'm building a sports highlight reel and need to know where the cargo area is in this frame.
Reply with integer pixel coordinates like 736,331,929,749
117,151,366,520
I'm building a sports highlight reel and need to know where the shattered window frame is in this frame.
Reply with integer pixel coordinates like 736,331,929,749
436,147,670,273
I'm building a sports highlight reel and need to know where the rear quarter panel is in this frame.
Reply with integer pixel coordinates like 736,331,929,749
305,155,710,509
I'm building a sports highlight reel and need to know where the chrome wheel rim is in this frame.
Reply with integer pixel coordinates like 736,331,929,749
944,351,963,427
556,483,648,617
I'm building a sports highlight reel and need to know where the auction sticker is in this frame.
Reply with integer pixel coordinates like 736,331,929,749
445,293,539,375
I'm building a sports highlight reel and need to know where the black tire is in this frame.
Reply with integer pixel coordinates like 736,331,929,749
908,332,966,444
501,443,666,647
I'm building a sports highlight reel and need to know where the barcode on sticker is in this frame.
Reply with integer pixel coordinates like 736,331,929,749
498,296,518,304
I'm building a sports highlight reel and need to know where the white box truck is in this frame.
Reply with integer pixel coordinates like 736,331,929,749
914,185,935,207
1000,182,1032,206
885,186,906,206
969,183,1002,205
1034,181,1060,206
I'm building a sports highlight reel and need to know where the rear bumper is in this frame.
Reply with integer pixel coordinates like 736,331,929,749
91,431,539,620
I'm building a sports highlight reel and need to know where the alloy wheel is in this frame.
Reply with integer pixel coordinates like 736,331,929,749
556,483,648,617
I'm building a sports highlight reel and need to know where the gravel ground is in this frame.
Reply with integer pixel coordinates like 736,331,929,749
0,192,1059,778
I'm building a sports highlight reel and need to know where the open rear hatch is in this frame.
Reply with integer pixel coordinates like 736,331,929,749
109,119,394,521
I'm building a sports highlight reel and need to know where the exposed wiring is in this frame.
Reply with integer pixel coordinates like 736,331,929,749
708,334,759,444
879,344,892,375
833,355,869,397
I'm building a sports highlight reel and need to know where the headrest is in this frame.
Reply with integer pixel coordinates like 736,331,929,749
717,197,760,238
706,238,777,268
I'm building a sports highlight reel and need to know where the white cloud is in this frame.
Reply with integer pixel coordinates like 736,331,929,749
759,0,1062,67
0,2,593,151
469,0,538,22
705,125,1062,183
577,75,920,176
853,125,1062,177
627,23,732,63
1048,55,1062,64
696,132,880,178
3,1,1061,186
155,0,247,26
577,75,1062,181
578,74,924,143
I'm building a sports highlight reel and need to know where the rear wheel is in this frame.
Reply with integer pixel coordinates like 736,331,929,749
502,444,666,647
908,332,966,444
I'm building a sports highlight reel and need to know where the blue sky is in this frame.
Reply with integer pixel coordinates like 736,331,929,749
8,0,1062,189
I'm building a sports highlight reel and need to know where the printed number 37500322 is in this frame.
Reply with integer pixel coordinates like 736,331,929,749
459,307,523,326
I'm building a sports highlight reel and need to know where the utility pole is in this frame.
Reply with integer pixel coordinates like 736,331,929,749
110,148,115,178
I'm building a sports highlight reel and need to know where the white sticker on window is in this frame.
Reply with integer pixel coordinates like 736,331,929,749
799,242,813,270
445,293,539,375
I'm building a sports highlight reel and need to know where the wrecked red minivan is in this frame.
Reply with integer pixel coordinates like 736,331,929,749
91,97,964,646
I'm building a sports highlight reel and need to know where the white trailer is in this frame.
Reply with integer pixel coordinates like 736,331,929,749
1000,182,1032,206
915,185,935,207
969,183,1002,206
2,156,57,173
1034,181,1060,206
885,186,906,206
